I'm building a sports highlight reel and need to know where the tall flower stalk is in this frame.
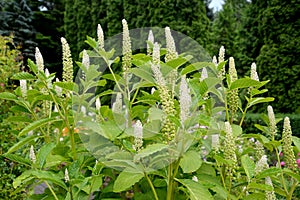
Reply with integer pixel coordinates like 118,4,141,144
61,37,73,83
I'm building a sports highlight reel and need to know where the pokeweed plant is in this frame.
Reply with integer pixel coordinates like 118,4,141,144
0,19,299,200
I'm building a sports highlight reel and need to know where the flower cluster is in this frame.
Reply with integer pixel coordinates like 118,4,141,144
133,120,143,152
223,122,237,174
122,19,132,73
61,37,73,83
165,27,178,62
97,24,104,51
282,117,297,171
227,57,239,117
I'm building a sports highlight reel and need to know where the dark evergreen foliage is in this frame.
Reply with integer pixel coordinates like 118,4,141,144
0,0,37,62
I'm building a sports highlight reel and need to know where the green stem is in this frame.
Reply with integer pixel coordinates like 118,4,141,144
44,181,59,200
274,147,289,195
145,173,159,200
167,164,174,200
288,180,298,200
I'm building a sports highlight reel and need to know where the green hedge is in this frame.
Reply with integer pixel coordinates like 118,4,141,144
243,113,300,138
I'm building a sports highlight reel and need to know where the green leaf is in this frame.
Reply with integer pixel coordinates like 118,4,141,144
13,170,34,188
53,82,78,92
292,136,300,151
180,150,202,173
6,116,32,123
31,170,67,190
85,36,97,49
181,62,215,75
27,59,38,74
3,153,31,166
18,117,62,137
10,72,36,80
37,143,56,169
248,182,273,191
113,170,144,192
90,175,103,192
243,193,265,200
130,67,155,83
0,92,18,101
230,78,261,90
166,56,191,69
231,124,242,137
176,179,213,200
256,167,281,179
248,97,274,107
134,143,168,161
282,168,300,181
241,154,255,181
7,135,41,153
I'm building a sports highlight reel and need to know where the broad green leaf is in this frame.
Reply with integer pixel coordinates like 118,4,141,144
130,67,155,83
53,82,78,92
241,154,255,181
231,124,242,137
292,136,300,151
254,124,269,134
166,56,191,69
27,59,38,74
134,143,168,161
6,116,32,123
7,135,41,153
283,168,300,181
248,182,273,191
13,170,34,188
3,153,31,166
101,74,122,82
248,97,274,107
230,78,261,90
37,143,56,169
243,193,265,200
10,105,31,113
0,92,18,101
180,150,202,173
85,35,97,49
18,117,62,137
176,179,213,200
90,175,103,192
31,170,67,190
10,72,36,80
181,62,215,75
113,170,144,192
256,167,281,179
242,134,270,144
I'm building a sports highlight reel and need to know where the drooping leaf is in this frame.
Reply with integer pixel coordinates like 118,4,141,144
248,97,274,107
134,143,168,161
53,82,78,93
181,62,215,75
37,143,56,169
10,72,36,80
180,150,202,173
230,78,261,90
248,182,273,191
283,168,300,181
130,67,155,83
18,117,62,137
3,153,31,166
0,92,18,101
176,179,213,200
241,154,255,181
31,170,67,190
292,136,300,151
255,167,281,179
113,170,144,192
7,135,42,153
